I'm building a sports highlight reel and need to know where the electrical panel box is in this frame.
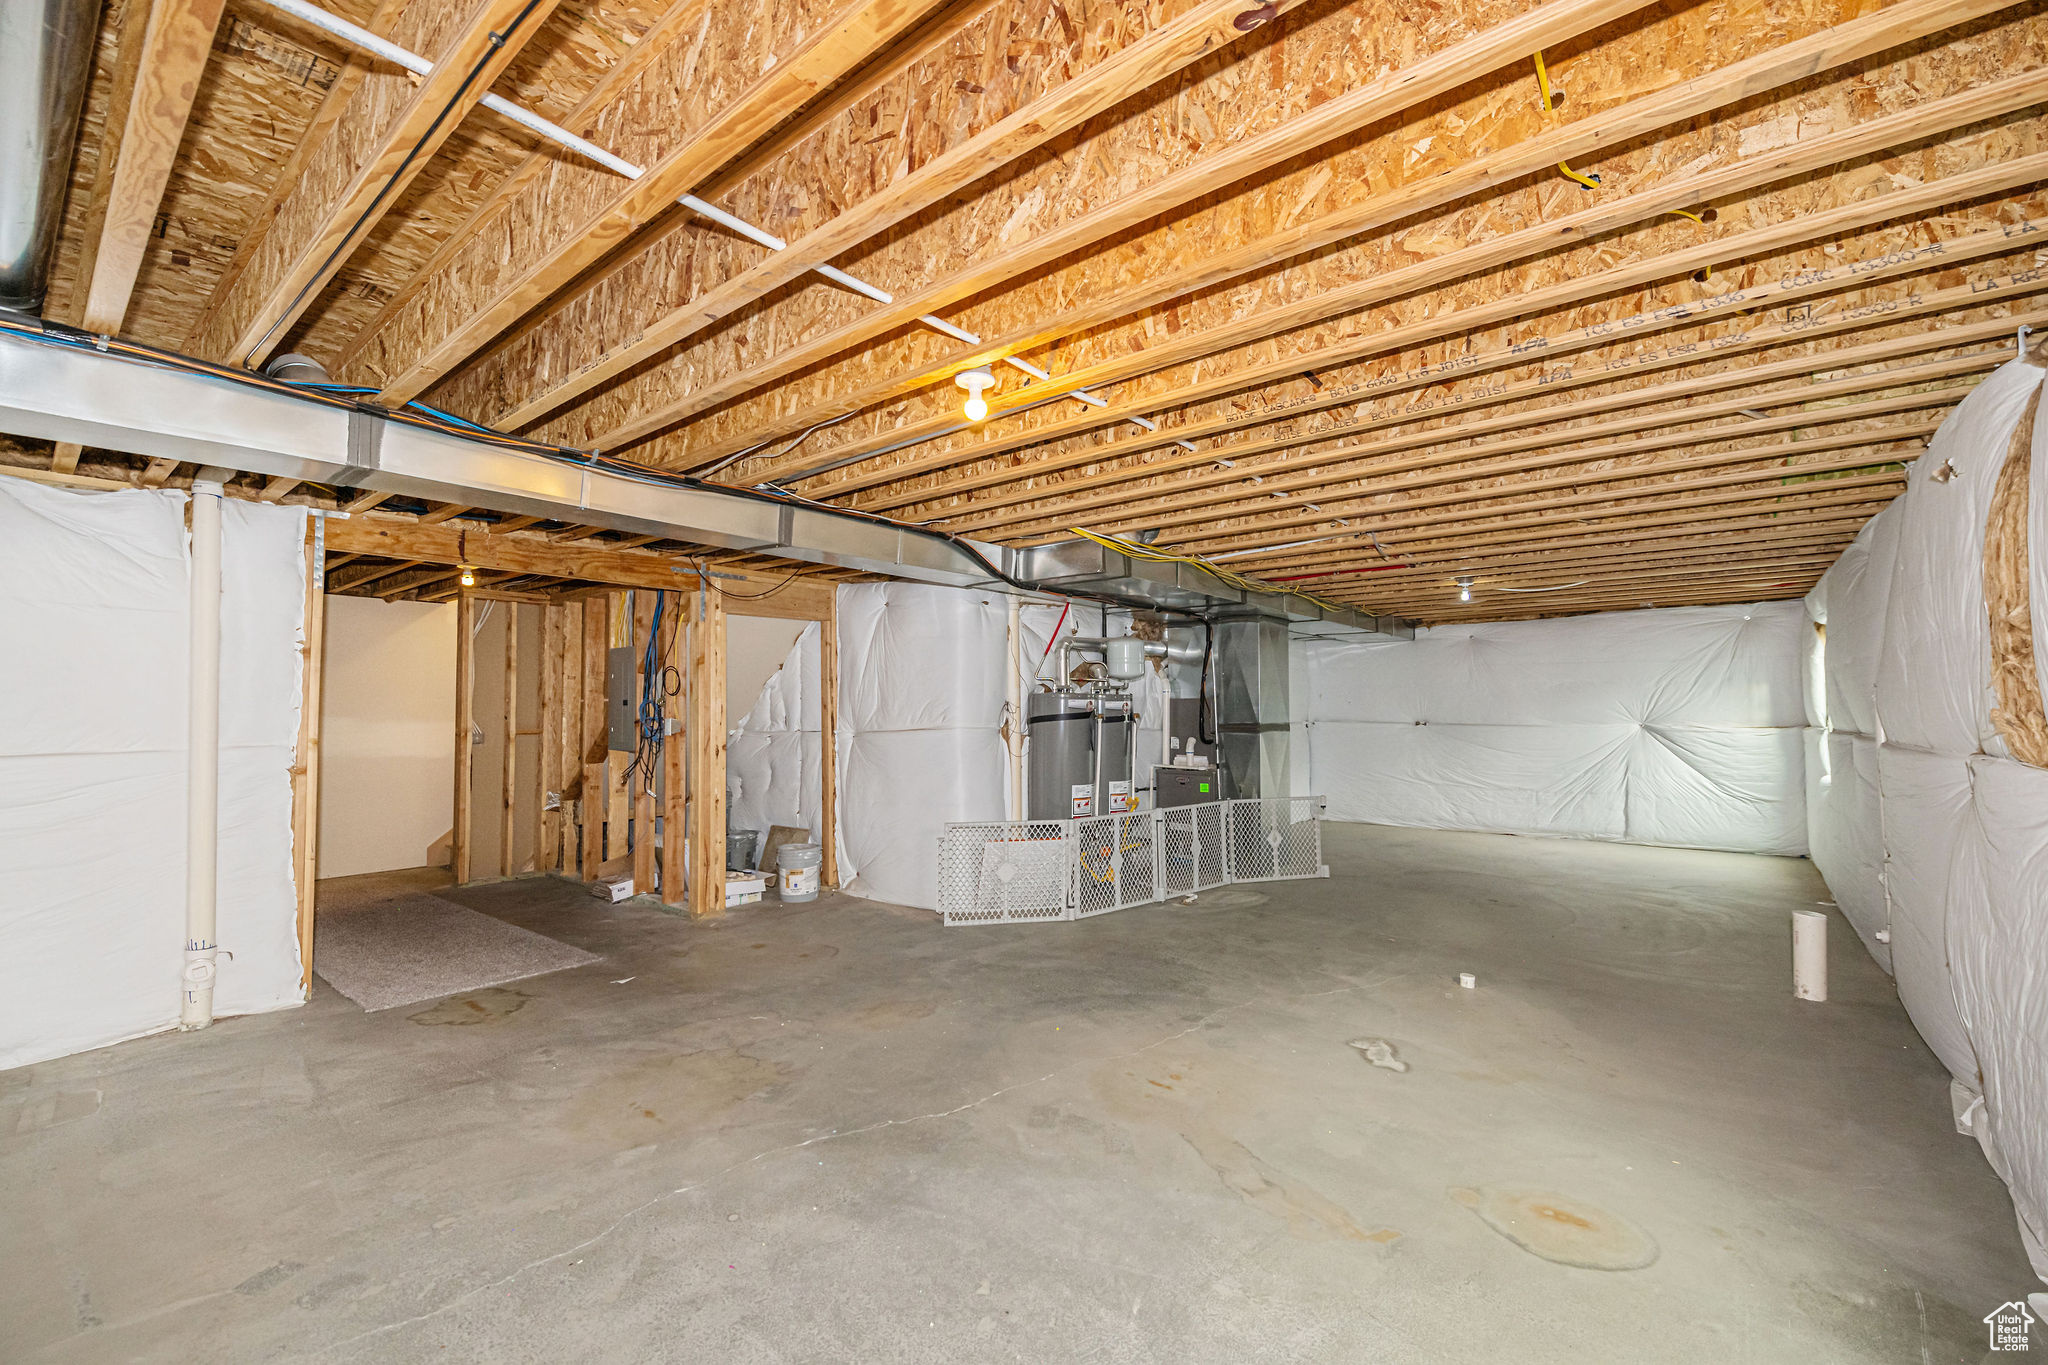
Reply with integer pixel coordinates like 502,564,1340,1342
1154,765,1220,809
606,646,637,751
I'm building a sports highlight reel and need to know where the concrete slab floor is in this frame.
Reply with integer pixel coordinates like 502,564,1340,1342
1,824,2034,1363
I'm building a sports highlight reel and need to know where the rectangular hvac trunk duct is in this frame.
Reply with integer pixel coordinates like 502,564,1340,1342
0,328,1417,642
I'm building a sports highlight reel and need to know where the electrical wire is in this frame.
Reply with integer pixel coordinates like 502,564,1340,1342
1064,526,1352,614
711,567,803,599
1531,50,1602,191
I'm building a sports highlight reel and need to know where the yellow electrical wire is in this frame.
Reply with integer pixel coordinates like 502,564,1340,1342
1662,208,1714,278
1531,51,1602,191
1066,526,1353,615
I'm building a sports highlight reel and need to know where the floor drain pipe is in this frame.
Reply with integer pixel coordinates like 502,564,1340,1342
1005,597,1024,821
180,468,230,1029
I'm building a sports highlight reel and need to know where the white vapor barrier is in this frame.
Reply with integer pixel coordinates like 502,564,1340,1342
1298,602,1807,854
835,583,1010,908
726,621,822,846
0,480,307,1069
1800,348,2048,1280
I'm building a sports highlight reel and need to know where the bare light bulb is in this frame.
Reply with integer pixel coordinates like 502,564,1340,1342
1455,575,1473,602
460,565,476,587
954,366,996,423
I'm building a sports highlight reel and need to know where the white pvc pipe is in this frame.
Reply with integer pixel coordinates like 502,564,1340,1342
1792,908,1828,1002
180,477,225,1029
1005,598,1023,820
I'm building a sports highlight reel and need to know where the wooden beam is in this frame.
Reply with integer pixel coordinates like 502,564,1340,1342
453,590,475,884
259,476,301,503
49,443,83,475
342,0,950,401
1231,492,1897,583
191,0,562,367
515,0,1660,445
661,589,687,908
0,463,128,492
579,595,607,878
324,517,705,591
1090,388,1965,545
501,600,520,878
1178,443,1922,557
539,603,563,873
696,0,2034,486
959,316,2033,536
139,457,178,487
343,489,394,514
630,590,656,894
291,520,328,989
804,152,2048,504
51,0,153,329
479,0,1330,431
687,584,726,918
176,0,407,352
925,257,2048,533
78,0,231,335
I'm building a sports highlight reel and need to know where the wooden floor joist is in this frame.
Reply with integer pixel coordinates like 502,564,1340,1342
703,0,2036,489
30,0,2048,623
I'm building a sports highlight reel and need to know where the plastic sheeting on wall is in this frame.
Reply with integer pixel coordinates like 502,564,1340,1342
0,479,307,1070
1297,602,1808,855
834,583,1010,908
1801,347,2048,1280
726,621,823,847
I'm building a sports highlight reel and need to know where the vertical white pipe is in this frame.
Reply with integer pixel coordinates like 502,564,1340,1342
181,477,224,1029
1792,908,1828,1002
1005,597,1023,820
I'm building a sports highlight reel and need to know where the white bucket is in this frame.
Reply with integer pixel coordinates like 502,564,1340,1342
777,843,822,902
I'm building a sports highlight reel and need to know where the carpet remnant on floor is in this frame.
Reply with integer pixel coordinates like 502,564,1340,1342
313,893,598,1012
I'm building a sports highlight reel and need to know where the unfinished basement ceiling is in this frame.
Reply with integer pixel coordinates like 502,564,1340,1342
29,0,2048,622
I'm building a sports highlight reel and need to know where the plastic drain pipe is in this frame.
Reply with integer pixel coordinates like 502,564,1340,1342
180,470,229,1029
1005,597,1024,820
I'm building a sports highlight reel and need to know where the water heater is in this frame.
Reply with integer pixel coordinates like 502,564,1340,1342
1026,691,1133,820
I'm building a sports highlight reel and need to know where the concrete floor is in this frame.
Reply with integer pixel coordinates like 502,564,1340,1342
1,824,2034,1363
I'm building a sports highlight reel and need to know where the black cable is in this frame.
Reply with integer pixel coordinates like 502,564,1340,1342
1197,620,1216,747
243,0,549,364
712,567,803,600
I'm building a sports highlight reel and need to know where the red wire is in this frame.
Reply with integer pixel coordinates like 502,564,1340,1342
1036,602,1070,672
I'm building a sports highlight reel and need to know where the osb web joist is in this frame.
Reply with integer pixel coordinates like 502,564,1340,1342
34,0,2048,622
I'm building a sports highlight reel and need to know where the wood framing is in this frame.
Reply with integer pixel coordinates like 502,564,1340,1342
78,0,230,335
453,589,476,884
660,590,687,908
687,585,727,918
500,601,520,877
38,0,2048,623
539,603,564,873
291,517,328,988
342,0,949,399
579,595,608,878
191,0,562,367
629,591,656,893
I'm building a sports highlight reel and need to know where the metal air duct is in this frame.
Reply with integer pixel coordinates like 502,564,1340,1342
0,0,99,312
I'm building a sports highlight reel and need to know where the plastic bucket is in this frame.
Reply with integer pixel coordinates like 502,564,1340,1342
777,843,822,902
